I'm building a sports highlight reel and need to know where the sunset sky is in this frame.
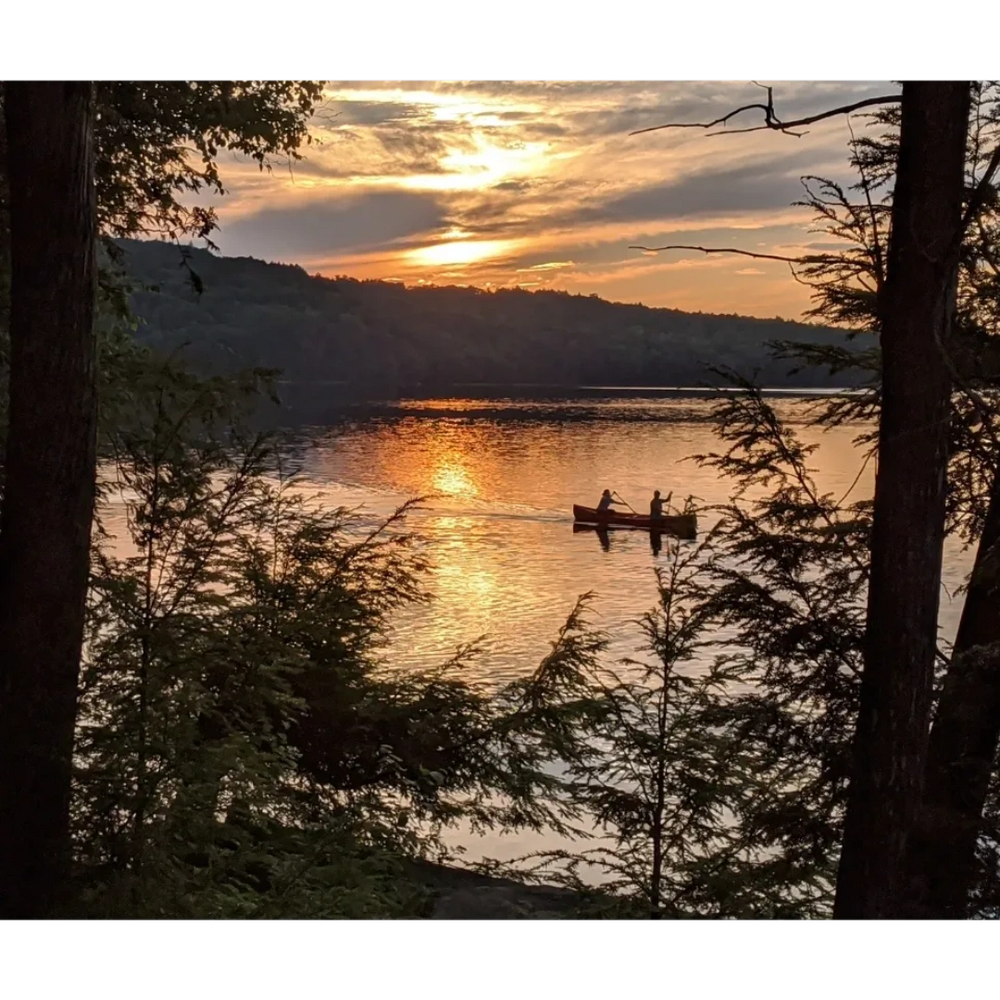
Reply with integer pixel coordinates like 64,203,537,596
204,81,896,320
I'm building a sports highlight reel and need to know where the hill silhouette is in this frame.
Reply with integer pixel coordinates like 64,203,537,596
117,239,864,398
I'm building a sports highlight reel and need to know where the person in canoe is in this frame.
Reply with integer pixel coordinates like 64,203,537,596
649,490,672,519
597,488,627,513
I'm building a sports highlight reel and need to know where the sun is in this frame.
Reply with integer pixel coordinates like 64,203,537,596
407,239,517,268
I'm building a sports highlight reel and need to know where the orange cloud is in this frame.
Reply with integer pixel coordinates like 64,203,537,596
195,81,895,320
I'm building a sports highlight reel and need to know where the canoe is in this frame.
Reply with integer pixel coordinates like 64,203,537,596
572,505,697,539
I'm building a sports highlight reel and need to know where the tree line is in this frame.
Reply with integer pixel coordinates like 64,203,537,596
118,237,866,396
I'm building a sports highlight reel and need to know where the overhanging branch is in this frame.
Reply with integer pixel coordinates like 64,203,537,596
628,243,843,265
630,85,902,139
630,243,799,262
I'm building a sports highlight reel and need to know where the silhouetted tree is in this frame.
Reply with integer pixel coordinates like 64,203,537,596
634,82,986,918
768,84,1000,919
833,81,972,919
906,84,1000,917
0,82,98,918
93,82,323,243
0,80,324,918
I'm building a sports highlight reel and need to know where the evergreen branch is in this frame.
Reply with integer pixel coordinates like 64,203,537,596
847,116,887,295
963,140,1000,234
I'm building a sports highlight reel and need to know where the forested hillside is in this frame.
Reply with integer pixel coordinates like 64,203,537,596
118,239,865,394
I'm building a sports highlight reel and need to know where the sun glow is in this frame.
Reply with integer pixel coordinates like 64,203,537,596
407,239,517,268
439,139,550,179
205,81,890,320
394,134,553,193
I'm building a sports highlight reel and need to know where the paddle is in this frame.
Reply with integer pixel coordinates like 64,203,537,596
613,491,637,514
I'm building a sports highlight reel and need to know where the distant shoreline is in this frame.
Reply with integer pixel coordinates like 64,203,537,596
275,381,864,399
123,239,870,397
260,385,868,429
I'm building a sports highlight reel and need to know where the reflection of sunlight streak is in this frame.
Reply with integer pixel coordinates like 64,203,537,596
421,512,499,634
435,561,496,602
432,455,479,498
436,515,472,532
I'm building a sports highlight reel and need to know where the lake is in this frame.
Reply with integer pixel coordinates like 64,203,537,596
273,393,973,682
103,391,977,865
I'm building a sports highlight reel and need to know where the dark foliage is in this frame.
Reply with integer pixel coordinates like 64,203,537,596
116,238,867,397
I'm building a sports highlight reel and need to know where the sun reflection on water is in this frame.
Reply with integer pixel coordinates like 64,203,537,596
431,457,479,498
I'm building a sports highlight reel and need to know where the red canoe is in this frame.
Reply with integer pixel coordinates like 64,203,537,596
572,504,697,539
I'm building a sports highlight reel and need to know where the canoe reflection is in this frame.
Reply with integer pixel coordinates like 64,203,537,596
573,522,663,556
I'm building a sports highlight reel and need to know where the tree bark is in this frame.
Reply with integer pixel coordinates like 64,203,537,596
833,81,971,920
0,82,97,918
908,469,1000,917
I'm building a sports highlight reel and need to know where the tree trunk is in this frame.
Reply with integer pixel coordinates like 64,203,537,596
0,84,9,342
908,469,1000,917
833,81,970,920
0,82,97,918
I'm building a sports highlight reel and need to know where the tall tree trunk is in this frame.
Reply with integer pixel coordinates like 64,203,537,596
834,81,970,920
909,469,1000,917
0,82,97,918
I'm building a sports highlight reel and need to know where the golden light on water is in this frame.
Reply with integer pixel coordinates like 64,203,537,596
423,514,499,639
431,456,480,497
435,560,497,602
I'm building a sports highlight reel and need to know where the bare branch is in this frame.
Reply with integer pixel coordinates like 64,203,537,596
630,102,773,134
630,87,902,139
705,124,808,138
628,243,839,265
788,261,812,286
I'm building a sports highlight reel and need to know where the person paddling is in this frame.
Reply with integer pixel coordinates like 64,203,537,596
597,488,626,513
650,490,664,519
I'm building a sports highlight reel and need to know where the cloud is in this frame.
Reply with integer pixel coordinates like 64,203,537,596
583,159,815,226
216,189,451,260
201,81,895,319
321,100,431,128
800,240,855,251
491,179,535,193
515,261,575,272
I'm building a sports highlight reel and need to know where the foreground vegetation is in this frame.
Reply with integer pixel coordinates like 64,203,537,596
53,347,1000,918
51,334,878,917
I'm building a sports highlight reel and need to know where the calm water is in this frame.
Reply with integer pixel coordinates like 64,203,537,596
102,394,977,865
272,395,973,684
